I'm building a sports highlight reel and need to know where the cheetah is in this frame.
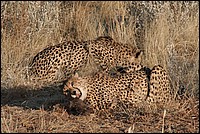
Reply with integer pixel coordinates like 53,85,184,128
88,36,143,73
28,40,89,86
28,36,142,86
63,65,172,112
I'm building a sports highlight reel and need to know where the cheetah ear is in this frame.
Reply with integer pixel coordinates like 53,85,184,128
135,50,143,58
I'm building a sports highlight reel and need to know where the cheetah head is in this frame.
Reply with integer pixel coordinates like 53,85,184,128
129,49,143,64
63,73,87,101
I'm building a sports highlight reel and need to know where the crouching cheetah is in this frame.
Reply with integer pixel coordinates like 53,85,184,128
28,40,89,86
63,65,172,112
28,36,142,86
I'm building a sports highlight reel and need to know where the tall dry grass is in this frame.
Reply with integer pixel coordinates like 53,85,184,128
1,1,198,97
142,2,199,98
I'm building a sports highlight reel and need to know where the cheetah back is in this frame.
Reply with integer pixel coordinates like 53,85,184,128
29,40,89,86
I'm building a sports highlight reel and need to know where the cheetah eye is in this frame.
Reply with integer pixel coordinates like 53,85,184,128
65,90,70,94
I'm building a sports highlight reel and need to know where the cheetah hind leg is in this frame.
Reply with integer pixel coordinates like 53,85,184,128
147,65,172,104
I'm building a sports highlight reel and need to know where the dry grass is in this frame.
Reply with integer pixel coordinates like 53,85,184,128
1,88,199,133
1,1,199,133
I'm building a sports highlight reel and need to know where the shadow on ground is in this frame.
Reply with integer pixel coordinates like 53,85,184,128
1,84,71,110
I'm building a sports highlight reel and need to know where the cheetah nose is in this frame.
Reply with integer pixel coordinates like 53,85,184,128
76,92,81,98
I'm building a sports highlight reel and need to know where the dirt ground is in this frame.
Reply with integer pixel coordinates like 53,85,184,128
1,85,199,133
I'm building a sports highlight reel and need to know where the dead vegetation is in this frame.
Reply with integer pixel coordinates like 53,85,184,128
1,1,199,133
1,87,199,133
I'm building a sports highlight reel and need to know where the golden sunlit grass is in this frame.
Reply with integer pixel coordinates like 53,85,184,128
1,1,199,133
